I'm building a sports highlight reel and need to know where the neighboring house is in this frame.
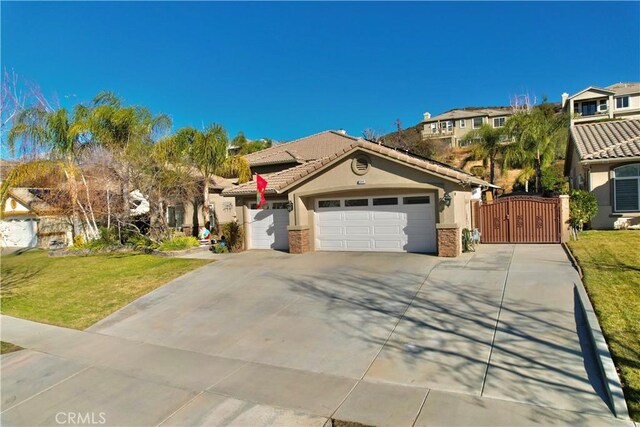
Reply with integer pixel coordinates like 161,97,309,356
420,107,514,148
243,130,359,175
165,176,238,235
562,82,640,126
223,130,494,256
565,119,640,229
0,188,72,248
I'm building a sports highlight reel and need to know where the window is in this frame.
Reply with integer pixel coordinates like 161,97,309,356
472,117,483,128
440,121,453,132
250,203,258,209
372,197,398,206
167,205,184,228
430,123,437,134
614,164,640,212
272,202,289,209
403,196,430,205
616,96,630,109
493,117,505,128
345,199,368,207
578,100,597,116
318,200,340,208
459,119,466,128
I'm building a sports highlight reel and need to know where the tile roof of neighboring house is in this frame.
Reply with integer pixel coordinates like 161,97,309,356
423,107,513,123
243,130,360,166
568,82,640,99
5,188,56,214
570,119,640,161
223,139,493,196
606,82,640,96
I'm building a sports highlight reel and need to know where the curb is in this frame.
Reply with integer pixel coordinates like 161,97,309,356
561,242,583,278
574,281,630,420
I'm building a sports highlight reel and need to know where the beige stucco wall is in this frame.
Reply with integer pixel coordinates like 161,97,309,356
234,148,480,250
173,194,237,232
287,149,473,230
588,162,640,229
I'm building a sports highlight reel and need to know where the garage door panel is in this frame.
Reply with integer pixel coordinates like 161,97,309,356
345,240,373,249
249,207,289,250
318,226,343,235
344,211,371,220
374,240,403,250
345,226,371,235
315,194,436,253
373,225,402,235
372,211,402,220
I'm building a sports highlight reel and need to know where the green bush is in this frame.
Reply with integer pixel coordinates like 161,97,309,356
569,190,598,231
126,234,157,248
213,243,229,253
158,236,199,251
74,227,119,250
219,222,244,252
541,165,569,195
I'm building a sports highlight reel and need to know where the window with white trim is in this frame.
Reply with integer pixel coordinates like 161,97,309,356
493,117,505,128
615,96,630,109
472,117,483,128
167,205,184,228
459,119,466,128
614,164,640,212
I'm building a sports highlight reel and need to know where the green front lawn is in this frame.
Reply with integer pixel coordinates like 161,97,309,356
0,250,211,330
0,341,23,354
568,230,640,421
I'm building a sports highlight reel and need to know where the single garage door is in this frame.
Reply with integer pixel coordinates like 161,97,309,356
0,218,37,248
315,194,436,253
248,201,289,250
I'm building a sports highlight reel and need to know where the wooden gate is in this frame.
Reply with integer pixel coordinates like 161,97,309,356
478,196,561,243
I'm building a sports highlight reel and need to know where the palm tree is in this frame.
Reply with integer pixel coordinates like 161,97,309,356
462,124,507,185
6,106,88,236
505,102,568,193
83,92,172,220
169,125,250,224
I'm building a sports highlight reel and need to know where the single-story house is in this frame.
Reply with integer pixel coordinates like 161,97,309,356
0,188,72,248
565,119,640,229
165,176,238,235
223,130,494,256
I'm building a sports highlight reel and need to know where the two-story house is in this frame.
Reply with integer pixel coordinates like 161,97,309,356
562,82,640,126
420,107,514,148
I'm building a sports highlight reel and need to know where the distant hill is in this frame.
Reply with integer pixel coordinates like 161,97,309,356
379,123,423,149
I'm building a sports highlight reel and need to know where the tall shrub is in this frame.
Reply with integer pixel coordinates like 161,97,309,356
569,190,598,232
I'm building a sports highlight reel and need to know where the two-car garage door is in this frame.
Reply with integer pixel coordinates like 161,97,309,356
315,194,436,253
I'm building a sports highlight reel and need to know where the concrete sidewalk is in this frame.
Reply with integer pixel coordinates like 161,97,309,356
1,245,633,426
1,316,631,426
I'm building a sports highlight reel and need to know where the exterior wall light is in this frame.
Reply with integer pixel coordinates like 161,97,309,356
441,192,452,207
286,201,294,212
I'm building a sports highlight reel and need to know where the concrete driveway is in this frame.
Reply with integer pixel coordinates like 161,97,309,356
1,245,630,426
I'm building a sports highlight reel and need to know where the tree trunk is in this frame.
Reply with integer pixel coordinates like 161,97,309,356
64,165,81,238
202,178,210,229
535,151,541,193
489,154,496,185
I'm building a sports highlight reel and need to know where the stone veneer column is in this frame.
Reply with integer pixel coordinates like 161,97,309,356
436,223,461,257
288,225,310,254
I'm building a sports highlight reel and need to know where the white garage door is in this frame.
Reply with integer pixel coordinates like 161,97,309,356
315,195,436,253
0,218,37,248
248,201,289,250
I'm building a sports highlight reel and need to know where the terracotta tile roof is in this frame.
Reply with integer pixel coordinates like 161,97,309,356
570,119,640,161
605,82,640,96
243,130,359,166
223,139,492,196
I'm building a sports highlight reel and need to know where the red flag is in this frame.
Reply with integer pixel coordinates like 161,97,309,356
256,174,268,208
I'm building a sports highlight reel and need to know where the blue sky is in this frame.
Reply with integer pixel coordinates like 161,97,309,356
2,2,639,142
